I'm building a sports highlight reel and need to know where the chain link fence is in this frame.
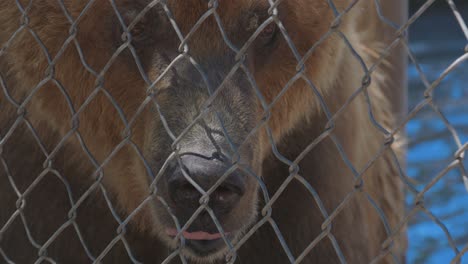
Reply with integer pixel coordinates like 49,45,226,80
0,0,466,263
406,1,467,263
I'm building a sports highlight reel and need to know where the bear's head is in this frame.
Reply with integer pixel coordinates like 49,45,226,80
1,0,351,260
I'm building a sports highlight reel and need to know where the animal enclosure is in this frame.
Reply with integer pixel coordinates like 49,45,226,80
0,0,467,263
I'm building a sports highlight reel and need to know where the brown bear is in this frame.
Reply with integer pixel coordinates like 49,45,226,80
0,0,407,263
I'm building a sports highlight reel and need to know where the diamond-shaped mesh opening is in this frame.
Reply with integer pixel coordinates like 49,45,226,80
1,0,467,263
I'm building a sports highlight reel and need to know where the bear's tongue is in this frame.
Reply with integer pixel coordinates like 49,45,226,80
166,228,226,240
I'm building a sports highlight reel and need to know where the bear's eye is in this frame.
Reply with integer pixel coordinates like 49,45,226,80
122,18,152,45
115,10,156,47
127,23,148,43
258,22,278,46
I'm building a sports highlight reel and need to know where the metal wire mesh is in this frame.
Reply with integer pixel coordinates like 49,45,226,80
0,0,466,263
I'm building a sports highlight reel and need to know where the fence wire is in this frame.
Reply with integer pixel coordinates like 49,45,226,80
0,0,466,263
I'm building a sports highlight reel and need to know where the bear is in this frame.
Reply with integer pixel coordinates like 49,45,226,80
0,0,408,263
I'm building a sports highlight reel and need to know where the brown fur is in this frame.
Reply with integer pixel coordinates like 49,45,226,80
0,0,406,263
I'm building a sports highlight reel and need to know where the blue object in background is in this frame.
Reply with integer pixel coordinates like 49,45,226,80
405,2,468,263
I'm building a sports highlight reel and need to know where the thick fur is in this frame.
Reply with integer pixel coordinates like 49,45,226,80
0,0,406,263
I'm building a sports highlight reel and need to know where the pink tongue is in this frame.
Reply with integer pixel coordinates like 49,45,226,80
166,228,227,240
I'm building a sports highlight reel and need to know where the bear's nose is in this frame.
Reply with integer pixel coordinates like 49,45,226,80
167,155,245,216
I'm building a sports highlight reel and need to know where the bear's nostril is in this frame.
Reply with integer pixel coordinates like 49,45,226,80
216,181,244,197
166,155,245,215
168,177,202,205
212,185,241,205
176,183,201,201
215,186,233,201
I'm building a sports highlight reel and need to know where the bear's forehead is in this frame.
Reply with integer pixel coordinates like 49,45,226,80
167,0,269,31
147,0,272,55
107,0,271,40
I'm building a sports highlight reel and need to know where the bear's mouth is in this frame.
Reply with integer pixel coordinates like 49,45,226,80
166,228,229,240
166,228,232,255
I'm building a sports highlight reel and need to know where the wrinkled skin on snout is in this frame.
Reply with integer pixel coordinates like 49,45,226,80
147,56,262,257
111,2,274,259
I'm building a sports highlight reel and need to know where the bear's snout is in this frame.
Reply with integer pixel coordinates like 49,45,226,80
167,154,245,224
